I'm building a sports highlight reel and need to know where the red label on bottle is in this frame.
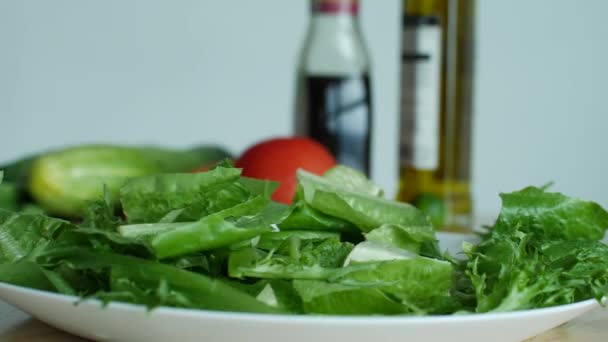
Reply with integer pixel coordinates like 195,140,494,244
313,0,358,15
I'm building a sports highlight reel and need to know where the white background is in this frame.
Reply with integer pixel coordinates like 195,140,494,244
1,0,607,217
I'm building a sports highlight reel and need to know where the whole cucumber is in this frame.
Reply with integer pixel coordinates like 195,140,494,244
26,144,231,217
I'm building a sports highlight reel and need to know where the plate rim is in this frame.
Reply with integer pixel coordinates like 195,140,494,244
0,280,600,325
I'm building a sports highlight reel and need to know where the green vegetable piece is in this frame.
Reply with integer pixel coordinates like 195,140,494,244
256,230,340,251
0,155,36,190
279,199,358,234
412,193,446,229
322,165,384,197
364,224,430,254
293,280,408,315
465,186,608,313
336,258,453,310
0,171,19,211
0,182,18,211
148,197,289,259
228,238,354,280
493,186,608,241
0,260,56,291
0,210,73,263
40,246,282,314
120,167,247,223
297,170,432,232
343,241,417,265
137,145,232,173
25,144,232,218
295,170,438,255
28,145,161,217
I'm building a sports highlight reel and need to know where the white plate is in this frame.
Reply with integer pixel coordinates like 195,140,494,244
0,233,601,342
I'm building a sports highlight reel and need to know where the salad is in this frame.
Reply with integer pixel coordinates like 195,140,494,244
0,163,607,315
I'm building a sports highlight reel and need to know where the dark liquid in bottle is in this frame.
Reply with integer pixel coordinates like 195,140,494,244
305,75,372,175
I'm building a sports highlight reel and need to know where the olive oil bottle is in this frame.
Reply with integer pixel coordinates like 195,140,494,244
397,0,475,232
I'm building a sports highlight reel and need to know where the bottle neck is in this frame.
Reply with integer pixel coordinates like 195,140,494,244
309,13,360,35
301,0,369,76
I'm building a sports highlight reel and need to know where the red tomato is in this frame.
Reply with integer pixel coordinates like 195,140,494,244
235,137,336,204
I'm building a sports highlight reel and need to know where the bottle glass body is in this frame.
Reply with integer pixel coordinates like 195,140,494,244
294,0,373,175
397,0,475,232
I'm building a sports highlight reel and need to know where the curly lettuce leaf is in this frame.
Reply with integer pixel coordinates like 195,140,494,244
465,186,608,312
228,237,354,280
492,186,608,241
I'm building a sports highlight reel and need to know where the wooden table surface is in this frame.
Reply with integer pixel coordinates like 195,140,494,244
1,300,607,342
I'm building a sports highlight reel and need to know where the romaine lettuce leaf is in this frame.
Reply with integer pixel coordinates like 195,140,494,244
364,224,430,254
0,260,56,291
256,230,340,251
120,167,267,223
343,241,417,265
295,170,438,254
146,197,290,259
293,256,454,315
322,165,384,197
0,210,72,263
335,257,453,312
297,170,430,231
39,245,283,313
278,195,358,234
293,280,409,315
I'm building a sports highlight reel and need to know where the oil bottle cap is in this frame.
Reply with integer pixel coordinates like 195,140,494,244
312,0,359,15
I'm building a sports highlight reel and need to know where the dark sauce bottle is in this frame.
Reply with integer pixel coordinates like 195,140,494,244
294,0,373,175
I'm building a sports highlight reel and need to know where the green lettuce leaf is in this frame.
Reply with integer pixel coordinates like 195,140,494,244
120,167,250,223
228,237,354,280
465,186,608,313
279,193,359,235
335,257,453,312
0,210,72,263
364,224,433,254
143,197,289,259
296,170,430,231
492,186,608,241
39,246,283,313
343,241,417,265
322,165,384,197
295,170,437,254
0,260,56,291
256,230,341,251
80,187,122,231
293,280,408,315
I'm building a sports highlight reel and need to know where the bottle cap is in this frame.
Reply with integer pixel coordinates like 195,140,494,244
312,0,359,15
